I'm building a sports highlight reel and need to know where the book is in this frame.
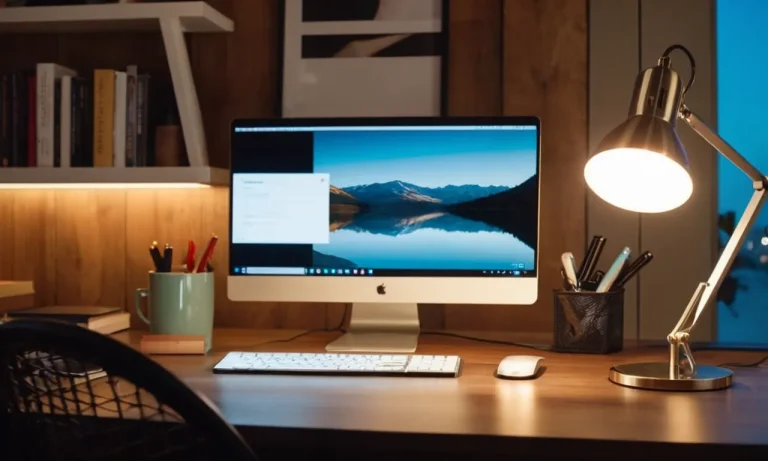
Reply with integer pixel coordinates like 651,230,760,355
36,63,77,167
112,70,127,167
93,69,115,167
9,305,130,335
125,65,138,167
59,75,72,167
0,280,34,298
25,352,107,391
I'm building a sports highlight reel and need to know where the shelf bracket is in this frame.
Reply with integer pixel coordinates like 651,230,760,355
160,17,208,167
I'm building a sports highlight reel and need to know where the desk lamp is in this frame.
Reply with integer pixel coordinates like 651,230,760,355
585,44,767,391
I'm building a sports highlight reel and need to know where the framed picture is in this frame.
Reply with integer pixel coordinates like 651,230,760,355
280,0,448,117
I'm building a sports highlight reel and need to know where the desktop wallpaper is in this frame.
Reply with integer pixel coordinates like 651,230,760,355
311,129,539,271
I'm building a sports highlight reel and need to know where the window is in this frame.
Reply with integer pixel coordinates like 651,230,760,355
716,0,768,343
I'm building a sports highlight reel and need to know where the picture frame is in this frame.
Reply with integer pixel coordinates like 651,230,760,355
279,0,449,118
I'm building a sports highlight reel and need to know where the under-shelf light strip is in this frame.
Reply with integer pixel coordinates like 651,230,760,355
0,183,210,190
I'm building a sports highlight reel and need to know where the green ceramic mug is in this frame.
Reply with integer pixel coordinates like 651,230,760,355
135,272,214,352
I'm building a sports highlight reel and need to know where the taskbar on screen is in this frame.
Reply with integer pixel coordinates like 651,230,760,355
232,267,535,277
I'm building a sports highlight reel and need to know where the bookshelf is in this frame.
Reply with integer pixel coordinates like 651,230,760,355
0,2,233,34
0,166,228,188
0,2,234,187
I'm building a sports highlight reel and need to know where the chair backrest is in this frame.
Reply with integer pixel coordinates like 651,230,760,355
0,320,258,461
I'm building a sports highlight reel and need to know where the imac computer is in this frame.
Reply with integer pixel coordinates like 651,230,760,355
228,117,541,353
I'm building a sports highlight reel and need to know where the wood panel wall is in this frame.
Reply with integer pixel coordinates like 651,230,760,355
0,0,587,332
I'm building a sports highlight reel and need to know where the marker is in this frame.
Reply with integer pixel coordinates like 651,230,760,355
560,252,580,291
614,251,654,288
577,235,606,282
596,247,631,293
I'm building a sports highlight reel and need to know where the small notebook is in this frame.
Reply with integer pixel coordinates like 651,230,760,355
9,306,130,335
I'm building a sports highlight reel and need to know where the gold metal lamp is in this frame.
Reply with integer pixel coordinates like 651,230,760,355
585,44,767,391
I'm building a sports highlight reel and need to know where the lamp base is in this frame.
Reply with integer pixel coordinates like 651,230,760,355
609,362,732,391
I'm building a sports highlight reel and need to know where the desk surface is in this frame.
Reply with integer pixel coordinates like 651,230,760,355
125,329,768,458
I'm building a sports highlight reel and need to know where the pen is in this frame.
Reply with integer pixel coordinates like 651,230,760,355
578,236,606,282
185,240,196,273
195,234,219,273
580,270,605,292
560,252,580,291
590,270,605,283
614,251,654,288
560,269,573,291
149,241,164,272
596,247,631,293
163,244,173,273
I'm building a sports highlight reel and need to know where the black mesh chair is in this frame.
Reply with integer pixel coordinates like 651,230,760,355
0,320,258,461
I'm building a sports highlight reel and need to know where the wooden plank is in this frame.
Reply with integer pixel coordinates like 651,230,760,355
0,35,59,74
431,0,505,332
0,191,14,281
135,328,768,460
57,33,168,76
189,0,232,168
199,185,282,329
226,0,280,121
446,0,588,332
54,190,126,308
124,188,206,328
638,0,716,341
11,191,56,307
445,0,503,117
588,0,641,339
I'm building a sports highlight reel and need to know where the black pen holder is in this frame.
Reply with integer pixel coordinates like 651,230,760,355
553,289,624,354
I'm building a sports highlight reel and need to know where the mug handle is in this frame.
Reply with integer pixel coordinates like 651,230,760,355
134,288,151,325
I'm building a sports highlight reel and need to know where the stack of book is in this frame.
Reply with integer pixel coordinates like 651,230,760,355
0,63,154,168
26,352,108,391
0,280,34,315
8,305,130,335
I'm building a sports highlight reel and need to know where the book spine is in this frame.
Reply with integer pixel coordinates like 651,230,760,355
36,64,55,167
70,78,79,167
53,80,61,168
0,74,8,167
92,69,115,167
83,80,93,167
112,71,127,168
126,65,138,167
17,73,29,167
27,74,36,167
9,73,25,167
137,74,150,166
59,75,72,168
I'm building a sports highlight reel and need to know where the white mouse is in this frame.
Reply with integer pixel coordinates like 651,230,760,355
495,355,545,379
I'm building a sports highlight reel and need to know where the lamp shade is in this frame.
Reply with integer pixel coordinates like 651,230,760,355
585,58,693,213
585,115,692,213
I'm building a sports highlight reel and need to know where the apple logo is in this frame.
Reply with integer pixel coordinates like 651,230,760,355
376,284,386,295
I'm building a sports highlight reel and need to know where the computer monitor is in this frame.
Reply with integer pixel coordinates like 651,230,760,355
229,117,541,352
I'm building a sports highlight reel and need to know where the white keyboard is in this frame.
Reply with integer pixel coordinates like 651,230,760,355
213,352,462,377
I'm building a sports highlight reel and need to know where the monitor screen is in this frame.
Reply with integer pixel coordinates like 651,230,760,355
229,118,540,280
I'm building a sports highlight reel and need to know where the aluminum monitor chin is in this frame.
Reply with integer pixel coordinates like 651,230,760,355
227,117,540,306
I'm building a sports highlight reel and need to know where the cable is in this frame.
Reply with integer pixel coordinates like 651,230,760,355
718,354,768,369
248,304,350,348
421,331,551,352
662,44,696,95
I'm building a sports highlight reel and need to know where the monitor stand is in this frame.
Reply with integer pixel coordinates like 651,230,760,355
325,303,419,353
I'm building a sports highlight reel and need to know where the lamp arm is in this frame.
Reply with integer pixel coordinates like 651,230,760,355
665,105,768,378
680,105,767,187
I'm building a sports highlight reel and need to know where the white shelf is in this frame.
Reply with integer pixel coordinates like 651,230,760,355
0,167,229,189
0,1,233,33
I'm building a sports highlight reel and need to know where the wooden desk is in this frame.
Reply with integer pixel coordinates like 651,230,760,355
125,329,768,460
